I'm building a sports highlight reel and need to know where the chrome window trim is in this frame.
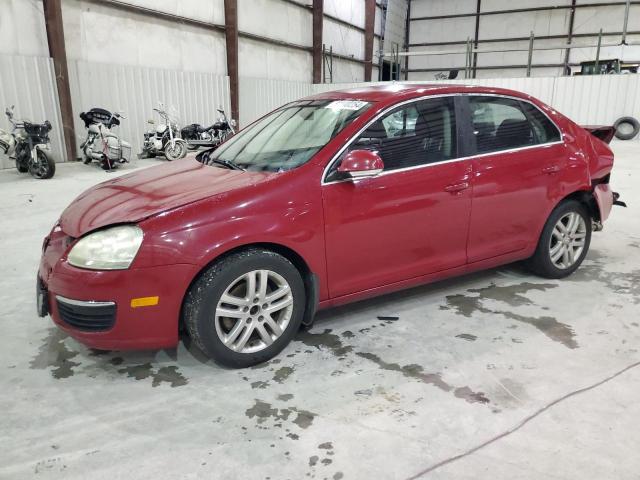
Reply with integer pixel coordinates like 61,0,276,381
321,92,564,186
56,295,116,308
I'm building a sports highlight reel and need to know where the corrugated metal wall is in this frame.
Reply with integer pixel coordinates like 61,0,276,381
68,60,231,158
306,76,640,136
238,77,312,127
0,54,65,170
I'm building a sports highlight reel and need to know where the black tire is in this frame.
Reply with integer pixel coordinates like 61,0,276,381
16,161,28,173
613,116,640,140
183,248,306,368
29,150,55,179
526,200,592,279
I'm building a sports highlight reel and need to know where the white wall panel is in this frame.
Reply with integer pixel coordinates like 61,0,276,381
239,0,311,47
410,0,475,18
63,0,227,74
324,18,365,60
68,60,230,156
238,38,311,82
324,0,365,29
0,0,49,57
0,55,66,168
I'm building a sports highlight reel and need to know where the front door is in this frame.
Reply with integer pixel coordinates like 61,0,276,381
322,97,473,298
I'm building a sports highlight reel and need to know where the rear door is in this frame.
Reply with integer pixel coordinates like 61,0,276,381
322,97,473,298
463,95,566,263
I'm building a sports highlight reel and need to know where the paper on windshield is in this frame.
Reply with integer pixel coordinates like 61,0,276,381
325,100,368,111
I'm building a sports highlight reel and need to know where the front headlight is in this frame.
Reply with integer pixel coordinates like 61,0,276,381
67,225,143,270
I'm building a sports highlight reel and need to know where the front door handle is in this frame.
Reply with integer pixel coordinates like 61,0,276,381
444,181,470,193
542,165,561,174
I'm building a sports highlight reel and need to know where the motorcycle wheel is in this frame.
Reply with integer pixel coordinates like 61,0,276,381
15,145,29,172
29,150,56,179
164,142,185,161
16,161,28,173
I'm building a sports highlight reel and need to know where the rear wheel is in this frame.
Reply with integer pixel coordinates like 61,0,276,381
183,249,306,368
29,150,55,179
526,200,591,278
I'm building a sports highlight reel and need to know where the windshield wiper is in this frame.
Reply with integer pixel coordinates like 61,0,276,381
208,158,245,171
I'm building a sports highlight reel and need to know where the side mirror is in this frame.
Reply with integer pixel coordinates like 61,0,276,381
337,149,384,179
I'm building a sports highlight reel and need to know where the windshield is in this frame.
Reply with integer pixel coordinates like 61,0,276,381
201,99,371,172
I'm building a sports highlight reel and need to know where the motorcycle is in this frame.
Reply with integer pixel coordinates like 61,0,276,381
0,106,55,179
139,104,187,161
79,108,131,170
181,108,236,151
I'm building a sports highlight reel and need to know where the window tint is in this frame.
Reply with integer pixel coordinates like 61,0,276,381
347,97,457,172
470,97,534,154
520,102,561,144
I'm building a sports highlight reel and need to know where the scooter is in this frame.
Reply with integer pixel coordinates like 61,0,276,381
0,106,55,179
139,104,187,161
79,108,131,170
181,108,236,151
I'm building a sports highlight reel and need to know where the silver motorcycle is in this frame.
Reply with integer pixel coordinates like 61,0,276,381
79,108,131,170
139,104,187,161
0,106,55,179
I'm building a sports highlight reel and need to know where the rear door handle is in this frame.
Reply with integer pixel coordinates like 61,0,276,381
444,181,469,193
542,165,561,174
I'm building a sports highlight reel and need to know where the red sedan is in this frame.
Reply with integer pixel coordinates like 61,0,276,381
38,84,621,367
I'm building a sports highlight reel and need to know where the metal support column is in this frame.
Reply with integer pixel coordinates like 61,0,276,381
312,0,324,84
42,0,76,161
563,0,576,75
595,28,603,72
364,0,375,81
526,31,534,77
223,0,239,125
472,0,481,78
622,0,631,44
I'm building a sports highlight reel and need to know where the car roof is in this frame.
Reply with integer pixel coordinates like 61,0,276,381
306,83,534,104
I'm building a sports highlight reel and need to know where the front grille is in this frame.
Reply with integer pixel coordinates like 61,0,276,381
56,297,116,332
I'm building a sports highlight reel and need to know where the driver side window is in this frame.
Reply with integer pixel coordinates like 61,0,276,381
350,97,457,172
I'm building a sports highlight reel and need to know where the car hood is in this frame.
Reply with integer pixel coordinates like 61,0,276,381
60,158,269,237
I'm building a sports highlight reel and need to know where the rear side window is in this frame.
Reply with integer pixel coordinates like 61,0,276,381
469,97,533,153
520,102,561,144
469,96,560,154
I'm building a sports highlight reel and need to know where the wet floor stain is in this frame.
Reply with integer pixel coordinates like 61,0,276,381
455,333,477,342
30,328,189,387
572,258,640,305
441,282,578,349
356,352,489,404
245,399,316,430
117,363,188,388
297,328,353,357
29,329,80,379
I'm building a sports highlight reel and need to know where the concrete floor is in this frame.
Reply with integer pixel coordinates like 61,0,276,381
0,142,639,480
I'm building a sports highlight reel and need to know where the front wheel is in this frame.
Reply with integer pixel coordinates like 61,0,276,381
164,141,186,161
526,200,592,278
29,150,55,179
183,249,306,368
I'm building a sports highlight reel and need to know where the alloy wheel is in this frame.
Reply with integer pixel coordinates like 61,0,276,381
214,269,293,354
548,211,587,269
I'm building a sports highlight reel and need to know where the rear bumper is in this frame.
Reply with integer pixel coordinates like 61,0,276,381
593,184,614,222
38,260,195,351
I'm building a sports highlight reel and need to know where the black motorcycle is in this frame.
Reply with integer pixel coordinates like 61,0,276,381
0,106,55,179
181,108,236,151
